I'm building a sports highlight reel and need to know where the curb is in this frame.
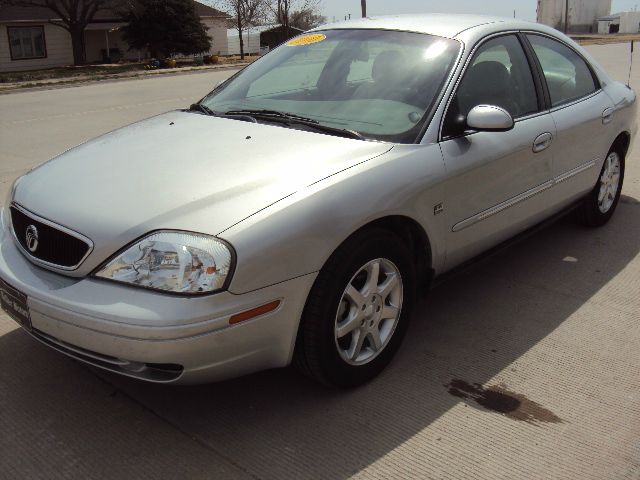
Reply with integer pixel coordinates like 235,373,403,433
0,63,249,94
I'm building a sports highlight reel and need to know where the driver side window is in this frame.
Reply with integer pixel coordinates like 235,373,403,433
443,35,539,138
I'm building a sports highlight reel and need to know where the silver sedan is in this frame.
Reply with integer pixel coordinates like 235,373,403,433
0,14,636,387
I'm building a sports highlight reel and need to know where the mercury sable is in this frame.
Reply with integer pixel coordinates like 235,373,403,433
0,15,636,387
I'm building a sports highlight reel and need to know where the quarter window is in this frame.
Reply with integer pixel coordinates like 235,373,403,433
527,34,597,107
443,35,538,138
8,26,46,60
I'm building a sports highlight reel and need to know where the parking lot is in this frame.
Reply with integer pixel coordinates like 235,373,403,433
1,43,639,479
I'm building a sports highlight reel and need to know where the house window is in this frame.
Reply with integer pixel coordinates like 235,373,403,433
7,26,47,60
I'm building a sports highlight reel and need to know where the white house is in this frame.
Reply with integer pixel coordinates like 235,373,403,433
0,1,228,72
220,24,305,56
223,27,262,56
598,12,640,34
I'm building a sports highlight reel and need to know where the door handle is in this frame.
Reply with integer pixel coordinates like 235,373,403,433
602,107,614,125
533,132,553,153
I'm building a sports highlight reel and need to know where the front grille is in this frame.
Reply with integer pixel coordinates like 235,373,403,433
10,204,92,270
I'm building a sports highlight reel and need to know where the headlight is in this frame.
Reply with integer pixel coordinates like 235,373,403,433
95,231,234,295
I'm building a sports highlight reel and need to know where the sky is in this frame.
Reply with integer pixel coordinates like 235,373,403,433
320,0,640,24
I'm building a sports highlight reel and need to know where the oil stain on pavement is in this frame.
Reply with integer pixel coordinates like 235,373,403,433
446,379,563,425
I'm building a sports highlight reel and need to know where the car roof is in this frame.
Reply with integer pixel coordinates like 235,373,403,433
312,13,540,39
309,13,612,87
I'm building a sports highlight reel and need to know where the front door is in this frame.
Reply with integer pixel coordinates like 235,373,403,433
439,34,557,269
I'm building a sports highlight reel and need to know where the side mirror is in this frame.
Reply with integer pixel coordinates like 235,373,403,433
466,105,514,132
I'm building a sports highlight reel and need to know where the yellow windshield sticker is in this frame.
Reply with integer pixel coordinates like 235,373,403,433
287,34,326,46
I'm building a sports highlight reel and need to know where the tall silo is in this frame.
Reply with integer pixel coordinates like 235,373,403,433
537,0,612,33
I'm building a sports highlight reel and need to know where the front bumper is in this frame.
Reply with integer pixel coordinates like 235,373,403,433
0,217,316,384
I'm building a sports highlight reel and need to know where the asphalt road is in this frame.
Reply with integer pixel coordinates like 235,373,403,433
1,44,640,480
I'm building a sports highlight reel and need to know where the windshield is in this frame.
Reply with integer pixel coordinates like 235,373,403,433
200,29,460,143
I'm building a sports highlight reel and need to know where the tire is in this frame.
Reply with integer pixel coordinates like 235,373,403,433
293,228,416,388
578,144,625,227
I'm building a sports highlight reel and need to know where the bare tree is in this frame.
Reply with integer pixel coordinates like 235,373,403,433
289,7,324,30
271,0,321,39
6,0,121,65
217,0,266,59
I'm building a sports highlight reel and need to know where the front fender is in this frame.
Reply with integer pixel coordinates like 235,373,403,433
220,144,449,295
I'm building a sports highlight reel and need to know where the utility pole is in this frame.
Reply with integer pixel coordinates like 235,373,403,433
564,0,569,34
361,0,367,18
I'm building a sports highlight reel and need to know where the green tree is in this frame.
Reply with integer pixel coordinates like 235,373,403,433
122,0,211,59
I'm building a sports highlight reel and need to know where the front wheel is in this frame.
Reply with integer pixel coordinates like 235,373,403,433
578,147,625,227
293,229,415,388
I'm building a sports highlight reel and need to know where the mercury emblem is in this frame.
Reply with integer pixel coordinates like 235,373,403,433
25,225,39,253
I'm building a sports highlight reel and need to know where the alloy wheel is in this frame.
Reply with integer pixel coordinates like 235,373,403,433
598,151,621,214
334,258,403,366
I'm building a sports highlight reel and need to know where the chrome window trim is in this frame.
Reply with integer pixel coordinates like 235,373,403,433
522,31,602,109
9,202,94,272
417,36,466,144
548,89,604,114
438,30,544,142
438,29,605,141
452,159,596,232
513,110,549,123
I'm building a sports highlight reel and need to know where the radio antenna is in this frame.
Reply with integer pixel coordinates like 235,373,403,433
629,40,635,87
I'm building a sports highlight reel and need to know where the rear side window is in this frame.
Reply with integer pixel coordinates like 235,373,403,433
527,34,598,107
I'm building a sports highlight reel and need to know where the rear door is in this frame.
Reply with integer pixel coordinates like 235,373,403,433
525,34,615,199
439,34,557,269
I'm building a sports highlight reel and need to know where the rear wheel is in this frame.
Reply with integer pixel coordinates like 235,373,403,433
294,229,415,388
578,146,625,227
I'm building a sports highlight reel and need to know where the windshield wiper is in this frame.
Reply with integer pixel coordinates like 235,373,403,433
188,103,216,116
223,109,365,140
224,109,319,123
296,122,364,140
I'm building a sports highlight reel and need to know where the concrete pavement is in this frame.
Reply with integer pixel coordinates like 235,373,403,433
1,44,639,480
0,68,238,201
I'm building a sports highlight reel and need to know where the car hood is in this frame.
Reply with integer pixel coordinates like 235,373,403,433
12,111,393,275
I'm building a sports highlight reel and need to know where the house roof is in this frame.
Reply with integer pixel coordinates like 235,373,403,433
0,1,228,23
257,24,304,34
193,1,228,18
228,24,304,35
226,24,267,37
0,5,61,22
598,11,640,21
